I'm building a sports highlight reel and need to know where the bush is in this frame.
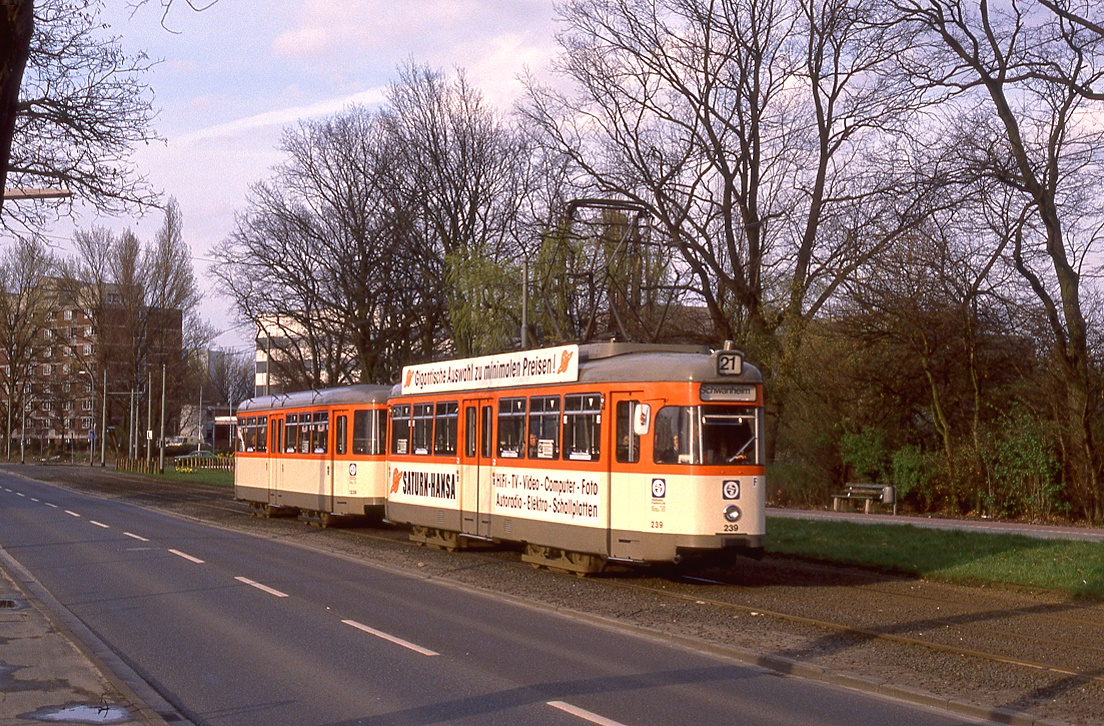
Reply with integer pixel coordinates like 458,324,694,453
980,407,1062,521
889,444,936,505
838,426,889,483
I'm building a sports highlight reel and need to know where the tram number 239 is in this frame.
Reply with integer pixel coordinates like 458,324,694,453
651,521,664,529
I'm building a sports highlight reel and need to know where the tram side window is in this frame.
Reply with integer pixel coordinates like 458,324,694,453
563,393,602,461
434,401,459,455
653,406,692,464
465,407,477,457
246,417,258,452
256,416,267,453
616,401,640,463
528,395,560,459
497,397,526,458
236,417,246,452
481,405,493,459
298,413,313,454
311,412,329,454
353,409,385,455
412,403,434,455
336,415,347,455
284,415,299,453
390,405,411,455
272,419,282,454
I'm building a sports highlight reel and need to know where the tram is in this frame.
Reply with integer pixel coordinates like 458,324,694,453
234,341,766,572
386,341,765,572
235,384,391,524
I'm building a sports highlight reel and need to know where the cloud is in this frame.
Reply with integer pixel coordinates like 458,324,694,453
175,87,389,143
271,25,331,58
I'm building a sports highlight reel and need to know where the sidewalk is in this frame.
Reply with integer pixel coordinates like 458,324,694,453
771,507,1104,542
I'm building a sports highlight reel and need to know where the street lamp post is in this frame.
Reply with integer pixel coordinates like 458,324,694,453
19,392,26,465
81,370,95,466
100,369,107,467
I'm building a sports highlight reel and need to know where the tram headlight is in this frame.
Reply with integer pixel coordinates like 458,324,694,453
723,504,742,523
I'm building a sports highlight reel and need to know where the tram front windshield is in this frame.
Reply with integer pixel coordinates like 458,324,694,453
653,405,758,465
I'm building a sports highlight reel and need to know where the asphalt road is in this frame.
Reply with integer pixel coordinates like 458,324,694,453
0,471,992,725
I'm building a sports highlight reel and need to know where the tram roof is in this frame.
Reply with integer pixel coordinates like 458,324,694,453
575,342,763,386
390,341,763,396
237,383,391,414
237,343,763,413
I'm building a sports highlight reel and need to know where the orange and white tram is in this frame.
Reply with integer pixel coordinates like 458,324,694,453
235,385,391,524
386,342,765,572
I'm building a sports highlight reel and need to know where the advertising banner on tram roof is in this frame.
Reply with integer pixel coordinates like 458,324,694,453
401,345,580,395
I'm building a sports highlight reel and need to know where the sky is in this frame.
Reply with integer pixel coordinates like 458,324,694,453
48,0,562,352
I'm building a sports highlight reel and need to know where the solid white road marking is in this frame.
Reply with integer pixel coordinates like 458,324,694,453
342,619,439,657
547,701,629,726
90,521,110,529
124,532,149,542
234,576,289,598
65,510,80,518
168,549,204,564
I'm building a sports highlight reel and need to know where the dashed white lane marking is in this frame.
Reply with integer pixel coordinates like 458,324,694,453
45,502,58,508
90,521,110,529
16,492,25,497
30,497,39,502
342,619,439,657
234,576,289,598
65,510,80,518
547,701,628,726
124,532,149,542
168,549,204,564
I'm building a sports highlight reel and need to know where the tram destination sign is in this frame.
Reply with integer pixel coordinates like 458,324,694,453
699,383,757,402
402,344,580,395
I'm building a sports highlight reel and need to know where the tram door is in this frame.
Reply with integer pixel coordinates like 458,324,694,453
461,399,494,538
608,391,644,556
329,409,350,515
268,416,283,507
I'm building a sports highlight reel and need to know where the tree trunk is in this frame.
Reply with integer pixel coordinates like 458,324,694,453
0,0,34,209
0,0,32,207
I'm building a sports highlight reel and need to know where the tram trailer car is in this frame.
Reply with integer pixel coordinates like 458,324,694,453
386,341,765,573
235,385,392,524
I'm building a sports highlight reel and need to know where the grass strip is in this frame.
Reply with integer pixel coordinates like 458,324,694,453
767,516,1104,599
151,467,234,488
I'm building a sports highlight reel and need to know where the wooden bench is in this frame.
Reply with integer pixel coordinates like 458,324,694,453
831,483,896,515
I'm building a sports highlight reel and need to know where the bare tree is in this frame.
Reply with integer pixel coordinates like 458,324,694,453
3,0,158,232
214,108,434,388
55,201,202,451
204,348,253,409
3,0,215,217
383,63,535,358
216,66,537,380
892,0,1104,519
0,236,52,452
524,0,931,359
